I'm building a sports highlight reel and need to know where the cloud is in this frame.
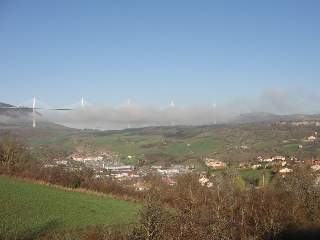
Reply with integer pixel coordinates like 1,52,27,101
45,104,232,130
258,88,293,114
255,87,320,114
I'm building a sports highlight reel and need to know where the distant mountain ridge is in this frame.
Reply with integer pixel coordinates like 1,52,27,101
0,102,14,108
233,112,320,124
0,101,70,130
0,102,33,118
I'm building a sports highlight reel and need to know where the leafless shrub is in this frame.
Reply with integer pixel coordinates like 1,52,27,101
0,134,34,174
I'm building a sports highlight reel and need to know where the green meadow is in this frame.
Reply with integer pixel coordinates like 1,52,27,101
0,176,140,240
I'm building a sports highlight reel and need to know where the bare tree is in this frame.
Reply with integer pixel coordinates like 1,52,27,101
0,134,30,173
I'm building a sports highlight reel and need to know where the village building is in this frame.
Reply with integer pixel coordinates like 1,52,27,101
199,176,213,188
312,159,320,166
307,135,317,142
104,165,135,172
239,162,250,169
279,168,293,174
151,165,163,170
71,154,104,162
311,165,320,171
205,158,226,169
259,158,274,163
272,156,286,161
55,160,68,166
251,164,262,170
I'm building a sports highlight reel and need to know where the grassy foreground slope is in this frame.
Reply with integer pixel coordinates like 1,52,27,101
0,176,139,239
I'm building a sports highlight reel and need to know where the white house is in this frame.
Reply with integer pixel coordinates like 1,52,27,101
272,156,286,161
279,168,293,174
307,136,316,142
205,158,226,169
251,164,262,170
311,165,320,172
259,158,274,163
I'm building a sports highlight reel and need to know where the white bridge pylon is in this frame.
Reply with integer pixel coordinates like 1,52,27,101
32,96,36,128
32,97,92,128
2,97,86,128
62,97,91,110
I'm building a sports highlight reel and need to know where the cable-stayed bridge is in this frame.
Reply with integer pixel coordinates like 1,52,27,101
0,97,87,128
0,97,219,129
0,97,151,128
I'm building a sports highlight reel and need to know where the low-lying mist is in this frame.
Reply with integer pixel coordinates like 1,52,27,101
1,88,320,130
43,88,320,130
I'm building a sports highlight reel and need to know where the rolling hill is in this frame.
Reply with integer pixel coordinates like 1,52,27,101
2,100,320,165
0,176,140,240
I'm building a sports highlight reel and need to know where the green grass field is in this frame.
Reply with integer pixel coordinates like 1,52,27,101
0,176,140,239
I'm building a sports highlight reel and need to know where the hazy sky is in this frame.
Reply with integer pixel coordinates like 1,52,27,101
1,0,320,108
